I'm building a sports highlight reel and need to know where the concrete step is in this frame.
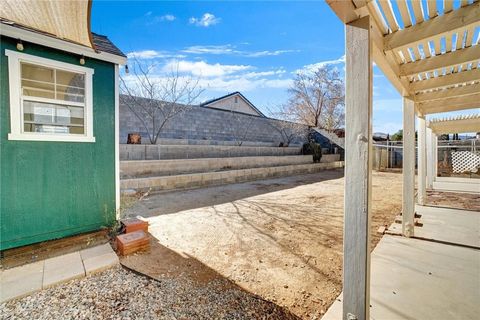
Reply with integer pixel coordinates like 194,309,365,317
121,155,314,178
121,161,344,193
120,144,302,161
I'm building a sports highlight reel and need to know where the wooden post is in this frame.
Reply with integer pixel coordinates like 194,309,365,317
433,134,438,180
344,15,372,320
417,116,427,205
426,127,434,189
403,98,415,237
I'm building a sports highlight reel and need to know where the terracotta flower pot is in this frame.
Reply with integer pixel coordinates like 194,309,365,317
127,133,141,144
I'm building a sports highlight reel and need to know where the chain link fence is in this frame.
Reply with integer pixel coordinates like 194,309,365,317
372,139,480,179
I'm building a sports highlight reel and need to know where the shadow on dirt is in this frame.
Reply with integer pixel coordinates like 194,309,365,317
124,169,344,218
121,236,301,319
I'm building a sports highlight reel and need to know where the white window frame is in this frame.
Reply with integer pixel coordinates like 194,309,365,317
5,49,95,143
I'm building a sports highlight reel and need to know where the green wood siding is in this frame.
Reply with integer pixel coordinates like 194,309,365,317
0,36,116,250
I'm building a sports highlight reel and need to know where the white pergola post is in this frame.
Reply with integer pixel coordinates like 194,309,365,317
402,98,415,237
433,134,438,179
426,127,434,189
343,15,372,320
417,116,427,205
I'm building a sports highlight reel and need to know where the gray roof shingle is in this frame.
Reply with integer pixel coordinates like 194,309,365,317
91,32,126,58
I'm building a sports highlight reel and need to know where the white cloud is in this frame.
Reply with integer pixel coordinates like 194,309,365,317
163,60,251,77
299,55,346,73
182,45,236,55
182,45,297,58
199,77,291,92
127,50,186,60
160,14,176,21
239,69,286,79
189,13,221,27
246,50,297,57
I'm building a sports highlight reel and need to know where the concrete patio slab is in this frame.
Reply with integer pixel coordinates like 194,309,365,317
323,235,480,320
43,252,85,288
388,205,480,248
0,261,44,303
81,244,119,275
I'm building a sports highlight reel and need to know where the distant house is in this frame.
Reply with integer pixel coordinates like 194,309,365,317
0,2,126,250
201,91,266,117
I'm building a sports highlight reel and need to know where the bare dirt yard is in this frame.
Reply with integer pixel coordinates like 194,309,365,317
122,169,403,319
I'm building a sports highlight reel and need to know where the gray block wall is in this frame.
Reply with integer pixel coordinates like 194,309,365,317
120,95,308,145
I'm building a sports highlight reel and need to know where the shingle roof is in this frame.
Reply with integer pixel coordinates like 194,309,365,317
200,91,266,117
91,32,126,58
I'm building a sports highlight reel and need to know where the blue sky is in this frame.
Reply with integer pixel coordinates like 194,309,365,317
91,1,477,134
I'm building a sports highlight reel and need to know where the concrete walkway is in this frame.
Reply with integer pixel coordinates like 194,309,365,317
0,243,118,303
323,205,480,320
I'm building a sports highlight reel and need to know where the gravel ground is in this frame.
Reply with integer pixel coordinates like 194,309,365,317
0,266,298,320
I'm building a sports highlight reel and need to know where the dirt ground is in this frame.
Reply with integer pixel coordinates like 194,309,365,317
122,169,403,319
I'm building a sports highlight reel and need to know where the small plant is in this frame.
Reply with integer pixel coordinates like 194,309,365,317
303,141,322,163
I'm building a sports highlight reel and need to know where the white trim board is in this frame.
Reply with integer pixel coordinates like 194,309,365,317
1,24,126,65
114,65,120,216
5,49,95,143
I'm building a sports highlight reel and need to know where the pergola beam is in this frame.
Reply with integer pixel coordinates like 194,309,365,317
417,93,480,113
414,82,480,102
410,68,480,92
384,2,480,51
419,101,480,114
399,46,480,77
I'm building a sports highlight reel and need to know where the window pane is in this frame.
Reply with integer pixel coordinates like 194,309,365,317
23,100,85,135
21,63,54,83
21,62,85,103
21,79,55,99
21,63,55,99
56,70,85,103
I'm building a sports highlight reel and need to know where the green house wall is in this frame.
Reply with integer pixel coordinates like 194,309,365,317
0,36,116,250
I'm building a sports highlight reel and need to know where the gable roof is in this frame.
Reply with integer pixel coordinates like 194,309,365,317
200,92,266,117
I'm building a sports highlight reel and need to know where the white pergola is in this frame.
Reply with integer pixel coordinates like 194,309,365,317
326,1,479,319
427,114,480,193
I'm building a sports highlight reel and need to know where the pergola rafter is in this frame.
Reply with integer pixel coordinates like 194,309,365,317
399,46,480,77
384,2,480,52
410,67,480,93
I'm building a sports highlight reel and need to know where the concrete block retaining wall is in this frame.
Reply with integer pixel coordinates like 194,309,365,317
121,155,314,178
321,154,341,163
120,96,308,145
154,138,302,147
121,161,344,192
120,144,302,160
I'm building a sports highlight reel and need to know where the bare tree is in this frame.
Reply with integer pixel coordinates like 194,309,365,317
120,58,203,144
266,104,309,146
227,110,254,146
285,65,344,131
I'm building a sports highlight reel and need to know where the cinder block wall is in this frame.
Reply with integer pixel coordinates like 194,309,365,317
120,95,308,145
